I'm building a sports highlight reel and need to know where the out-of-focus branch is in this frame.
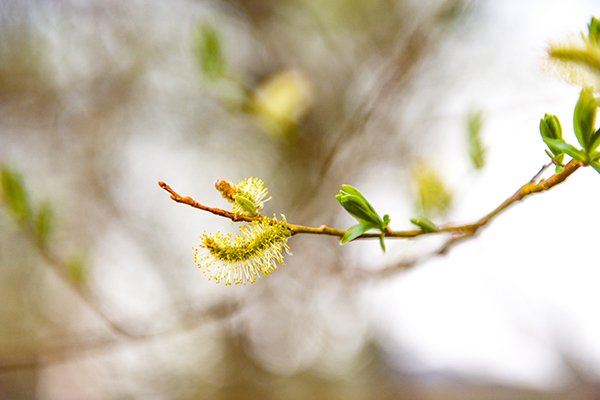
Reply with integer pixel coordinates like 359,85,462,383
0,166,134,338
0,300,241,373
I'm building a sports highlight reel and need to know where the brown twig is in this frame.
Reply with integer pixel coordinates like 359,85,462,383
158,159,583,243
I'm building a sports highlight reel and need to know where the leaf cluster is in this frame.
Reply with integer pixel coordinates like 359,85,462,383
540,86,600,173
336,185,390,251
542,17,600,173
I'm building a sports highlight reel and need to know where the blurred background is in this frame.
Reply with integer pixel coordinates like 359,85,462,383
2,0,600,398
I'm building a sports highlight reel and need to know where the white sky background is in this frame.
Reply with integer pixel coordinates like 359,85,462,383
368,0,600,389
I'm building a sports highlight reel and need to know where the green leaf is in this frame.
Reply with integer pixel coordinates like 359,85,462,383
336,194,381,226
543,138,587,162
410,216,438,233
540,113,563,141
591,161,600,174
544,149,565,171
336,185,384,228
233,194,258,216
589,150,600,161
336,185,391,252
0,166,31,222
413,164,453,217
34,201,54,246
378,234,386,253
382,214,391,229
573,87,598,151
589,127,600,152
339,185,381,217
66,254,87,284
340,223,373,244
467,110,485,170
540,114,566,166
196,23,225,81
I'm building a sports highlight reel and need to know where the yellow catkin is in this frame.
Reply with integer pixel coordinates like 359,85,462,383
194,218,291,285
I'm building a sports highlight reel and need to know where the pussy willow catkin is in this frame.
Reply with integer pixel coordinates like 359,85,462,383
194,219,291,285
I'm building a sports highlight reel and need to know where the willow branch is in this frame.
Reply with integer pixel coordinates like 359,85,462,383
158,159,583,242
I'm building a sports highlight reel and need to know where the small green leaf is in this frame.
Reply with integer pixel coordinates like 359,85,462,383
543,138,587,162
339,185,381,218
540,114,566,168
413,164,453,217
589,150,600,161
382,214,391,228
0,166,31,222
336,185,391,252
540,114,563,141
378,234,386,252
410,216,438,233
573,87,598,151
233,195,258,216
589,127,600,152
196,23,226,81
66,255,87,284
336,185,384,228
337,194,381,226
34,201,54,246
340,223,373,244
467,110,485,170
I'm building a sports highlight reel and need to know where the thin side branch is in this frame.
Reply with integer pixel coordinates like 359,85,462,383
158,181,258,223
158,159,583,242
16,211,135,338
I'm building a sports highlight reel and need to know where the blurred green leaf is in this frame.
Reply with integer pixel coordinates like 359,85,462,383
573,86,598,151
467,110,485,170
66,255,87,284
0,166,31,222
34,201,54,246
196,23,226,81
410,216,438,233
249,70,313,138
413,164,452,217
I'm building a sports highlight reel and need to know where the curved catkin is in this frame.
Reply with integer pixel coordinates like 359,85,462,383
194,219,291,285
